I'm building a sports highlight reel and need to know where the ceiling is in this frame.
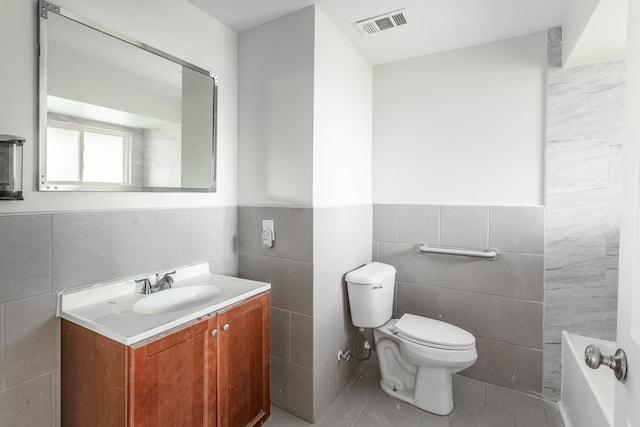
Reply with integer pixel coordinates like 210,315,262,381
187,0,573,65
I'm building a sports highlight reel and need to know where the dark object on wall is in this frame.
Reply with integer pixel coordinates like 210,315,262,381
0,135,24,200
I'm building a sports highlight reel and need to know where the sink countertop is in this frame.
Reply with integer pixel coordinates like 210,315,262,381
57,263,270,345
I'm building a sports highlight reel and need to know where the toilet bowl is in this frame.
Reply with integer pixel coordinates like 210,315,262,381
373,315,477,415
345,262,478,415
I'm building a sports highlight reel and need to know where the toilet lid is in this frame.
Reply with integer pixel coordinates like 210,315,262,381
393,314,475,350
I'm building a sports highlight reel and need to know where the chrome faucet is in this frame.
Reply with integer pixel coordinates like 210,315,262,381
155,271,176,291
135,271,176,295
135,277,153,295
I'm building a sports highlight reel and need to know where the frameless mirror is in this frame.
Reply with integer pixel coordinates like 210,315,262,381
38,0,217,192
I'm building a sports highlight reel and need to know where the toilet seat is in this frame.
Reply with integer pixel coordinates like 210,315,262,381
393,314,475,351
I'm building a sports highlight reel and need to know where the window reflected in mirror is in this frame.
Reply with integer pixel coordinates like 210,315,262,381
47,120,130,185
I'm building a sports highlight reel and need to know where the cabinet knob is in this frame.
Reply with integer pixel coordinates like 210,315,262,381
223,323,230,331
211,329,218,337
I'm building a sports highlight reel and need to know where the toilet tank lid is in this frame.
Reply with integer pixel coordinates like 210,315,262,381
345,262,396,285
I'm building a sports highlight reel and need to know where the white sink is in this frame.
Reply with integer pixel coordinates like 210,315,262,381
132,285,225,314
59,263,270,345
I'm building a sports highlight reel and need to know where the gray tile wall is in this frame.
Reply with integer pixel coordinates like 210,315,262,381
544,28,623,399
238,206,315,420
237,205,372,423
0,206,237,427
313,206,372,420
373,204,545,395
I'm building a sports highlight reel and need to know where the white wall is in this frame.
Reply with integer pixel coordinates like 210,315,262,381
1,0,237,213
47,12,182,125
373,32,547,206
238,7,315,207
563,0,627,67
563,0,600,67
313,7,373,207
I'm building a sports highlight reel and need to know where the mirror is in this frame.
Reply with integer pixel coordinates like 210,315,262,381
38,0,217,192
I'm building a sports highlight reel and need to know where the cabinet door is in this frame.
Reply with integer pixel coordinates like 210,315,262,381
129,317,216,427
61,319,128,427
217,292,271,427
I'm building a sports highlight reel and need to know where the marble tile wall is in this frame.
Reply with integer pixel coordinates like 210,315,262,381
543,28,624,400
0,206,237,427
373,204,545,395
143,126,182,188
237,205,372,422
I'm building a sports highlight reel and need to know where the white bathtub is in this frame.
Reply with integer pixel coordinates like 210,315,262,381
559,331,615,427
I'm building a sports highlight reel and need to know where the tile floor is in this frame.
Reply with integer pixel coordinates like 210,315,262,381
264,356,564,427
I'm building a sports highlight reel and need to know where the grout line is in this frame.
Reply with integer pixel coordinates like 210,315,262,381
51,370,56,427
437,205,442,246
350,390,371,427
486,205,491,249
0,303,3,392
483,383,487,408
49,214,54,295
287,310,292,363
394,204,399,243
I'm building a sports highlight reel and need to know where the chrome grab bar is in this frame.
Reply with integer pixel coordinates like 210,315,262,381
415,243,499,260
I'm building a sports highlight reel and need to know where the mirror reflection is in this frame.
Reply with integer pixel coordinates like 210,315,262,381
39,3,217,192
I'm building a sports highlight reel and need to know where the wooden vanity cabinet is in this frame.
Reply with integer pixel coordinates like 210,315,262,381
61,291,270,427
128,317,217,426
216,292,271,427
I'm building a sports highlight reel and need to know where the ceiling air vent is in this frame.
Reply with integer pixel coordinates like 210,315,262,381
356,9,408,36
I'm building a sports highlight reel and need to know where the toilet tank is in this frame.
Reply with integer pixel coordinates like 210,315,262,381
345,262,396,328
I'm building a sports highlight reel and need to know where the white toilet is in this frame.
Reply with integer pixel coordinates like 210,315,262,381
345,262,477,415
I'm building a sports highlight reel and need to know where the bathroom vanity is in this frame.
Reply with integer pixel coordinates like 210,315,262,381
58,264,270,427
